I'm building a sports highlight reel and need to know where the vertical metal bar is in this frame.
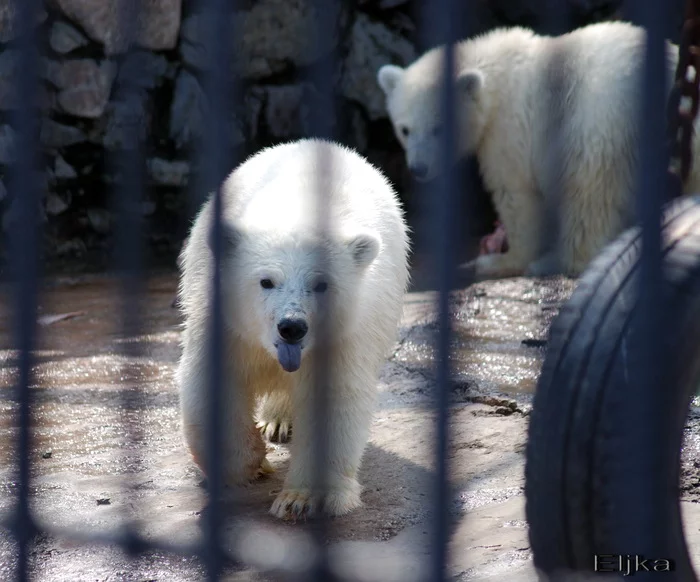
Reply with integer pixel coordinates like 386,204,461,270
307,1,336,580
199,1,236,579
615,0,670,568
424,0,466,579
9,1,43,580
109,0,147,564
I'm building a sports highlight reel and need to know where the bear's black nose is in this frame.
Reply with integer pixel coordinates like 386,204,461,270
277,318,308,343
409,163,428,180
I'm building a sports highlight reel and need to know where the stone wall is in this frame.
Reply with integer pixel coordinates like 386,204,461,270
0,0,634,271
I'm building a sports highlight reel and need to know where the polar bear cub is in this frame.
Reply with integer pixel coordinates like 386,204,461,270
176,139,410,519
377,21,700,279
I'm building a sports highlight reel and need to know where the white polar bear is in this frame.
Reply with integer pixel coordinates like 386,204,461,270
176,139,410,519
377,21,700,279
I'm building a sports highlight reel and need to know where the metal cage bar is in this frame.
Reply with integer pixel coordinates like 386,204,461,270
199,0,239,579
426,0,463,580
8,0,43,581
615,0,673,561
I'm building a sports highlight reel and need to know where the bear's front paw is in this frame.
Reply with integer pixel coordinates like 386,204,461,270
269,484,362,521
220,425,275,486
256,419,292,443
255,392,293,443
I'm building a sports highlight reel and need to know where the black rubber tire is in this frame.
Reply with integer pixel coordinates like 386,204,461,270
525,195,700,580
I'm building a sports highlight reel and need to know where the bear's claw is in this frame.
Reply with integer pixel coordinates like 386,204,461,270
256,419,292,443
255,458,275,479
269,486,362,521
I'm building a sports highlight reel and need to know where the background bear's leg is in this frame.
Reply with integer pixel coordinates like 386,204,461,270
553,173,634,277
469,191,543,280
177,328,270,487
255,390,293,443
269,359,378,520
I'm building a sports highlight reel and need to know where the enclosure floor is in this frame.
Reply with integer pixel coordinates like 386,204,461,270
2,273,700,581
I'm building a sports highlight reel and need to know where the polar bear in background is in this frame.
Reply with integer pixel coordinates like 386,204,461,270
377,21,700,279
176,139,410,519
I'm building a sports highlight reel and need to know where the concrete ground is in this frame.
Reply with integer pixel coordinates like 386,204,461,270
1,272,699,581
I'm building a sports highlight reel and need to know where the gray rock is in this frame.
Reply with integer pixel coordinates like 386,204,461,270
259,84,323,139
147,158,190,187
245,89,265,142
54,155,78,179
46,59,117,119
263,85,307,139
169,69,206,148
40,119,88,148
103,94,150,151
169,69,244,149
0,2,47,43
341,13,416,120
0,53,55,111
51,0,182,55
49,20,90,54
0,124,15,165
116,51,169,91
45,193,70,215
87,208,111,234
54,238,86,257
348,106,369,153
181,0,347,79
378,0,410,8
1,176,48,233
0,49,18,110
141,200,156,216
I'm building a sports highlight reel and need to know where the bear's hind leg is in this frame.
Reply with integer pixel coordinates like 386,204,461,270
177,338,273,487
466,192,543,280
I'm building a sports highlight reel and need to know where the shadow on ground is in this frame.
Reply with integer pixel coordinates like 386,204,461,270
5,271,698,581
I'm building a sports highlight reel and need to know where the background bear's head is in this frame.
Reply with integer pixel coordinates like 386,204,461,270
377,49,488,183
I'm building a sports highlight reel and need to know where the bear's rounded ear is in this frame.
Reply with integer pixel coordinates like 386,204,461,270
457,69,484,100
347,232,381,268
377,65,405,97
208,220,241,255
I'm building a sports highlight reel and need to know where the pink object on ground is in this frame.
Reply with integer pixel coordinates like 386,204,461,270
479,221,509,255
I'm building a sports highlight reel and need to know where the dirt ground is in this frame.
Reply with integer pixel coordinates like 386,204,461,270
1,272,700,581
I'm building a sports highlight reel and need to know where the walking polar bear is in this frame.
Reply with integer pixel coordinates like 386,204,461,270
176,139,410,519
377,21,700,279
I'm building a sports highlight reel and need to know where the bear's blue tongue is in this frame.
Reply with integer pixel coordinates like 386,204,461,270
276,342,301,372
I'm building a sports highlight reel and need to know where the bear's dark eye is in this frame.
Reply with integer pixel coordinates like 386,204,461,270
260,278,275,289
313,281,328,293
400,126,410,137
432,125,442,137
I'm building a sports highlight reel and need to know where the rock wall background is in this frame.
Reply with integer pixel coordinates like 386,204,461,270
0,0,676,272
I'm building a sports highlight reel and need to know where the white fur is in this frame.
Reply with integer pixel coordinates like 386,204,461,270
377,21,700,278
176,139,410,520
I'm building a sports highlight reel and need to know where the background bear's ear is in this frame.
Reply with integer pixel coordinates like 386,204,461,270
347,232,381,268
457,70,484,100
208,219,240,255
377,65,404,97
